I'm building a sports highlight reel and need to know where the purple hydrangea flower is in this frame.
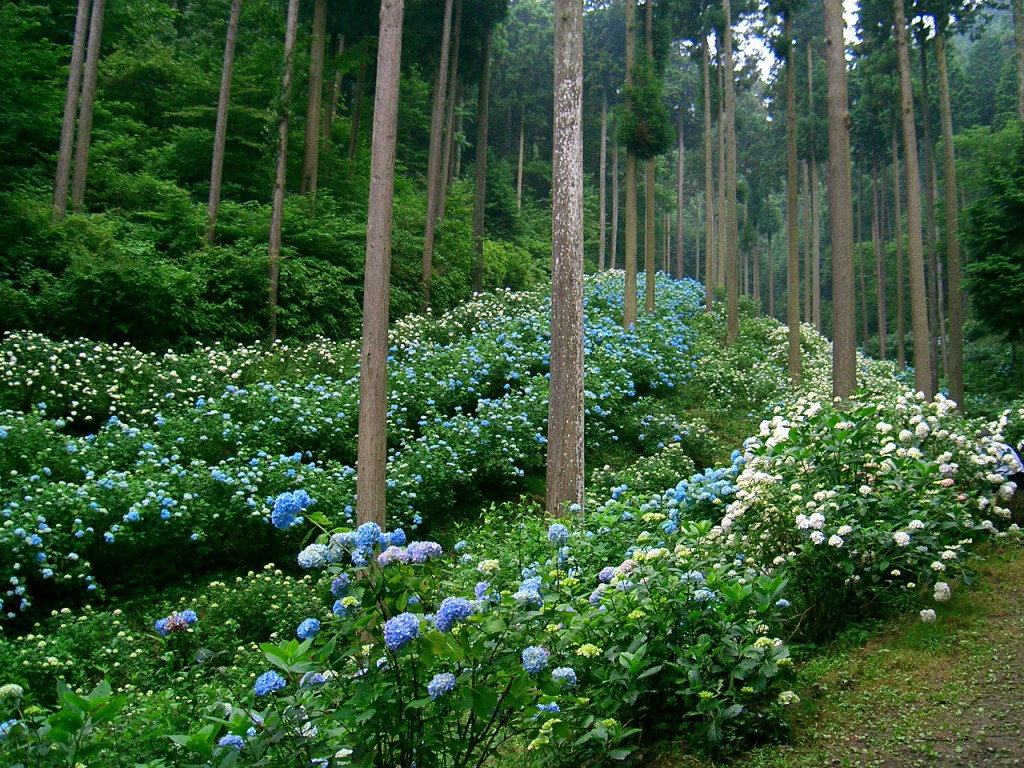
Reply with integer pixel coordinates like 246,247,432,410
406,541,442,564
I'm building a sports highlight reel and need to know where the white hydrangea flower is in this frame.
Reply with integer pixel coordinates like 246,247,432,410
828,534,844,548
810,531,826,545
920,609,937,622
892,531,911,547
933,582,951,602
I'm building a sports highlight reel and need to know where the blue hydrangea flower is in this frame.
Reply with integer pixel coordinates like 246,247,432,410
522,645,550,674
547,523,569,546
434,597,472,633
552,667,577,686
254,670,287,696
300,671,328,687
331,574,351,598
427,672,457,700
218,734,244,750
598,566,615,584
536,701,560,714
776,598,791,608
296,618,320,640
387,528,407,546
383,613,420,651
297,543,330,569
271,490,311,530
378,546,410,567
0,719,20,740
406,541,442,563
355,521,383,550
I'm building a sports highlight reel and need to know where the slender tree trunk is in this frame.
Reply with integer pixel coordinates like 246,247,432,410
786,14,801,379
677,109,684,280
811,156,821,331
599,90,608,271
768,230,775,319
611,115,619,270
207,0,243,244
934,30,964,406
1014,0,1024,122
802,158,811,324
439,0,462,223
893,122,907,371
624,0,638,329
347,56,367,163
873,159,888,360
857,169,870,347
644,0,656,313
825,0,856,399
753,234,761,309
471,29,492,293
267,0,301,342
357,0,404,530
547,0,585,517
421,0,455,308
69,0,106,211
453,89,464,179
516,106,525,210
694,197,700,282
321,34,346,164
894,0,933,396
724,0,740,344
717,59,727,291
702,37,714,311
53,0,91,223
918,33,940,395
300,0,328,197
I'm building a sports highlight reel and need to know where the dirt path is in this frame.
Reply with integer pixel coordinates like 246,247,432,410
648,540,1024,768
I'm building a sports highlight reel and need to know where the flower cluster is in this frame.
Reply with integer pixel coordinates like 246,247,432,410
154,610,198,637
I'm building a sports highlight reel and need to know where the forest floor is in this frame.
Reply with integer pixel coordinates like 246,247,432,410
647,538,1024,768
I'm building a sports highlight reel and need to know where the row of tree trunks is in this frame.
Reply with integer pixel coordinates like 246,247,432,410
68,0,106,214
702,37,714,313
643,0,656,313
53,0,92,223
471,29,493,293
785,12,801,380
299,0,328,198
623,0,638,330
724,0,740,345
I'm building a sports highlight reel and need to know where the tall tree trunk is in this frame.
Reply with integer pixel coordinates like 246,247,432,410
548,0,585,517
644,0,656,313
918,33,940,395
767,231,774,318
438,0,462,223
893,122,907,371
53,0,91,223
811,156,821,331
300,0,328,197
267,0,301,342
599,90,608,271
347,56,367,163
802,158,811,324
207,0,243,244
873,159,888,360
934,29,964,407
753,233,761,309
624,0,638,329
724,0,740,344
357,0,404,530
69,0,106,212
825,0,856,399
694,197,700,282
716,59,727,291
471,29,492,293
1014,0,1024,122
321,33,346,165
421,0,455,308
785,13,801,380
611,114,619,270
676,109,684,280
857,168,870,347
702,37,714,311
516,106,525,210
894,0,933,396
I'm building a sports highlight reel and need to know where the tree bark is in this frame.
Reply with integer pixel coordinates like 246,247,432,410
207,0,243,244
894,0,933,396
53,0,91,223
438,0,462,223
267,0,301,342
873,158,888,360
599,90,608,271
724,0,740,344
547,0,585,517
893,122,907,371
702,37,714,311
624,0,638,329
785,13,801,380
69,0,106,212
934,29,964,406
811,156,821,331
676,109,684,280
357,0,405,530
347,56,367,163
802,158,811,324
516,106,525,210
824,0,856,399
717,58,727,291
644,0,656,313
321,34,346,165
300,0,328,197
918,32,940,395
611,114,619,270
767,230,774,319
753,233,761,309
471,29,492,293
857,168,870,347
421,0,455,308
